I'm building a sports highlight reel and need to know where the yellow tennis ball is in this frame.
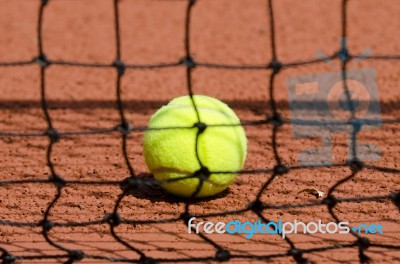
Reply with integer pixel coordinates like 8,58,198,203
143,95,247,198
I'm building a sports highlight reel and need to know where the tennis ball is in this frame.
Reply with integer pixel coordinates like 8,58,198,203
143,95,247,198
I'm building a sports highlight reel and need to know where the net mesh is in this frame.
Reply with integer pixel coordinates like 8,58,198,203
0,0,399,263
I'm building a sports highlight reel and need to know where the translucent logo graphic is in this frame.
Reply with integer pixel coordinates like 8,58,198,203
286,39,381,166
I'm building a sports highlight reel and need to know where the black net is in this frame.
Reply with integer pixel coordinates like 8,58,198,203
0,0,399,263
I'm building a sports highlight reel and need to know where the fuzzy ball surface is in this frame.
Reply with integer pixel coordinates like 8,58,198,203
143,95,247,198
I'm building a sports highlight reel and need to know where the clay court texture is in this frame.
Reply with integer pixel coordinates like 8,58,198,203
0,0,399,263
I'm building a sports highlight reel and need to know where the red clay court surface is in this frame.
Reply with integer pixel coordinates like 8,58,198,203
0,0,399,263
